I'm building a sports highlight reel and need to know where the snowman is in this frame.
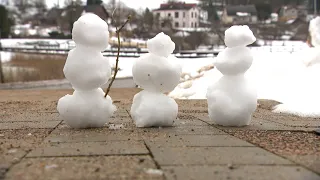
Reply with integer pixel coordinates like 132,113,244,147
57,13,116,128
130,32,182,127
206,25,257,126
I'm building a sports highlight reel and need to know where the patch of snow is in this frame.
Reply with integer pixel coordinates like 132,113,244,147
144,169,164,176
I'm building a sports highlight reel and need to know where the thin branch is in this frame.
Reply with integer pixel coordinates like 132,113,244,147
104,15,131,98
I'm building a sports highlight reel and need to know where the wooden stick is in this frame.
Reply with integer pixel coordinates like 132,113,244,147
104,15,131,98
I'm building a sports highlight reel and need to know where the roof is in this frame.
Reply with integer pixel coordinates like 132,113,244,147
154,2,197,11
226,5,257,16
84,4,109,19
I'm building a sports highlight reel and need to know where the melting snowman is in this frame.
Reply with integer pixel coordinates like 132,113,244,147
57,13,116,128
130,32,182,127
206,25,257,126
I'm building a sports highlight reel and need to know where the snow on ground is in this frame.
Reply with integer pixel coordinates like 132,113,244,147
0,51,13,62
169,48,320,117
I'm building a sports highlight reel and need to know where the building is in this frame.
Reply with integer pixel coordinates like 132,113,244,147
221,5,258,24
278,6,299,22
153,2,208,29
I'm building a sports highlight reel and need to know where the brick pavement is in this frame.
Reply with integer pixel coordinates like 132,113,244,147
0,89,319,180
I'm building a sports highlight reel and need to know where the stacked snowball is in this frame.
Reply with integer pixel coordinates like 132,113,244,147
206,25,257,126
309,16,320,47
57,13,116,128
130,32,182,127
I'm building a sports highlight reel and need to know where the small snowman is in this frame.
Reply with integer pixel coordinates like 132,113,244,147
130,32,182,127
57,13,116,128
206,25,257,126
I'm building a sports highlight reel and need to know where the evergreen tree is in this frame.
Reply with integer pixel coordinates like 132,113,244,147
0,5,12,38
198,0,219,22
87,0,103,5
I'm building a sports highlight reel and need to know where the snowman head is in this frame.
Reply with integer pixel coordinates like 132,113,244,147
147,32,175,57
72,13,109,51
309,16,320,47
132,54,182,93
224,25,256,48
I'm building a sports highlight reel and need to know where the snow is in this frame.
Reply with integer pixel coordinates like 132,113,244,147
130,32,182,127
57,13,116,128
205,25,257,126
224,25,256,48
309,16,320,47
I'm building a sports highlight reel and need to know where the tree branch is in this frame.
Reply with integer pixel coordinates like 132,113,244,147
104,15,131,98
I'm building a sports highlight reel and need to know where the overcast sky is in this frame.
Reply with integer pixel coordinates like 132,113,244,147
46,0,198,10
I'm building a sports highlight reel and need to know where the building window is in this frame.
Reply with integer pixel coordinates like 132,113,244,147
175,12,179,18
168,13,171,17
183,22,185,27
195,23,197,27
195,13,197,18
183,12,185,18
161,22,165,27
191,22,193,27
191,12,193,18
156,13,160,17
175,22,179,27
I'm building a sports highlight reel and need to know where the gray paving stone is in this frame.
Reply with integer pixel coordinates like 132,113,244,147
195,114,316,131
145,135,254,147
287,155,320,175
149,147,293,166
6,156,164,180
137,126,226,135
45,128,142,143
269,119,320,127
173,118,208,126
179,108,208,113
163,165,320,180
1,112,60,122
27,141,149,157
0,121,61,130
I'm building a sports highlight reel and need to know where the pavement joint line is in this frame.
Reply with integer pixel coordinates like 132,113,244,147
25,153,150,159
46,140,146,144
161,164,308,167
267,119,320,128
143,140,167,180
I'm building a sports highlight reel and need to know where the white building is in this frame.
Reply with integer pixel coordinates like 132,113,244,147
153,2,208,29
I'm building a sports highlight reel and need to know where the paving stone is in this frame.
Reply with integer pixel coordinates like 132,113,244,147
269,119,320,127
195,114,316,131
149,147,293,166
112,109,130,117
137,126,226,136
0,121,61,130
163,165,320,180
287,155,320,174
45,128,142,143
27,141,149,157
173,118,208,126
179,108,208,113
6,156,164,180
145,135,254,147
0,112,61,122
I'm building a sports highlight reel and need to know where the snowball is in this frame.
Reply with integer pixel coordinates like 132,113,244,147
309,16,320,47
224,25,256,48
206,75,257,126
57,88,116,128
147,32,175,57
130,90,178,127
132,53,182,93
72,13,109,51
63,48,111,90
214,46,253,75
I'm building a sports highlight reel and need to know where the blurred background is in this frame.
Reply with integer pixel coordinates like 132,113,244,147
0,0,318,88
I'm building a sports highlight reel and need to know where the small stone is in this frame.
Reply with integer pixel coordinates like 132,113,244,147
27,133,32,136
314,128,320,136
227,164,235,170
0,134,4,137
191,129,194,131
45,164,58,170
139,159,145,163
94,167,100,172
8,149,17,154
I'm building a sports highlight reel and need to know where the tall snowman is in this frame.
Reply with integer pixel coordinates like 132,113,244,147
206,25,257,126
57,13,116,128
130,32,182,127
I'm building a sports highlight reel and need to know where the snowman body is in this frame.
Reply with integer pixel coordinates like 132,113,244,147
57,13,116,128
206,26,257,126
130,33,182,127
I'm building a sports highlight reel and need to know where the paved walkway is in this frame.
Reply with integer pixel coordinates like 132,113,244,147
0,89,319,180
